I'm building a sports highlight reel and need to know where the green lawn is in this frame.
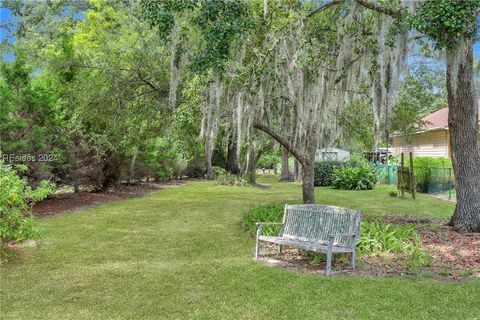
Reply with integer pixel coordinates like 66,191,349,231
1,176,478,319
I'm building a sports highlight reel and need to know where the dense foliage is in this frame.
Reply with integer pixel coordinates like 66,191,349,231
331,155,378,191
339,100,375,152
332,166,378,190
390,62,447,142
0,163,54,248
314,161,345,187
1,0,207,190
407,0,480,49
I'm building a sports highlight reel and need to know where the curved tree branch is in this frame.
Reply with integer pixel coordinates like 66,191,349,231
253,122,305,165
303,0,344,21
305,0,402,21
355,0,402,17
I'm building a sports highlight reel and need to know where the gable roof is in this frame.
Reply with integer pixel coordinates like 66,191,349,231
421,100,480,132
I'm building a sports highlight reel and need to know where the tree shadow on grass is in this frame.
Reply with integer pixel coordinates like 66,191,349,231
252,182,271,189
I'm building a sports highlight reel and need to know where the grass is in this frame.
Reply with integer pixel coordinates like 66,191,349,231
443,188,456,201
1,175,478,319
315,184,455,218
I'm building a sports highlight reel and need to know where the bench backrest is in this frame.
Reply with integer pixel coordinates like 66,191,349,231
280,204,361,248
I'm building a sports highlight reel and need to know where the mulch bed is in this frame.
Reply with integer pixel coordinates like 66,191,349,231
32,180,184,217
258,216,480,281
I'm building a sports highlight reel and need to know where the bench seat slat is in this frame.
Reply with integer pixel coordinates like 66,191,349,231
258,236,353,253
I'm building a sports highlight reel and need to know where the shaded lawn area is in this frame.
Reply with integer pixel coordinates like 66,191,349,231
1,176,478,320
314,181,455,219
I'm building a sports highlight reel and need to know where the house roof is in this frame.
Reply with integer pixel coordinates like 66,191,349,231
391,100,480,137
422,107,450,131
420,100,480,132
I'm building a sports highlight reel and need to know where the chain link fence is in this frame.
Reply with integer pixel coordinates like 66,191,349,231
374,164,455,201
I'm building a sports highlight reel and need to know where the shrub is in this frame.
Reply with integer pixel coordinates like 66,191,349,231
143,138,182,181
314,161,344,186
332,166,377,190
213,166,249,187
0,163,55,248
183,157,206,178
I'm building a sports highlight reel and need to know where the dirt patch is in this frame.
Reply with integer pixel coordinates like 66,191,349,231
256,224,480,281
32,180,185,217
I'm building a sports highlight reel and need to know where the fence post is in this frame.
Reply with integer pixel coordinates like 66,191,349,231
400,153,405,197
409,152,416,200
387,164,390,185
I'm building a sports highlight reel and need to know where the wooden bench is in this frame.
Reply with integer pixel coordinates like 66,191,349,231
255,204,362,276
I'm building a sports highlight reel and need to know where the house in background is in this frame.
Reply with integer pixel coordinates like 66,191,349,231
315,147,350,162
392,103,480,158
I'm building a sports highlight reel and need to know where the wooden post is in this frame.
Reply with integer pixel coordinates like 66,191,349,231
397,158,401,190
409,152,416,200
400,153,405,197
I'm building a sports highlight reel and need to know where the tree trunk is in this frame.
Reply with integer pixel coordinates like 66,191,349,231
280,147,290,181
205,141,214,180
226,132,240,174
294,160,302,182
301,134,318,203
204,71,222,180
446,40,480,233
129,148,138,184
302,160,315,203
246,140,256,184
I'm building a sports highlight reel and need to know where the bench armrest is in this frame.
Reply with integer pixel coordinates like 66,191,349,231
327,233,358,249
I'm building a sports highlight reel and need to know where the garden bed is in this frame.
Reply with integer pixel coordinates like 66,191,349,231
32,180,184,217
257,222,480,281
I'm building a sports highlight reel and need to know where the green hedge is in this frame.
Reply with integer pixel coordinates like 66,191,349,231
314,161,345,186
409,157,453,192
315,156,377,190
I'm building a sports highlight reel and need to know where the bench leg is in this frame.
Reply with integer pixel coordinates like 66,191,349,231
326,251,333,276
351,250,356,270
255,238,260,259
255,226,262,259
